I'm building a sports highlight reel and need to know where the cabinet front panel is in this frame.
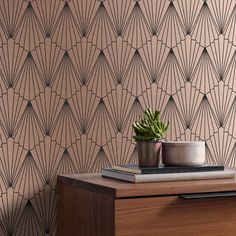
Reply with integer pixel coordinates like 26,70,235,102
58,184,115,236
115,195,236,236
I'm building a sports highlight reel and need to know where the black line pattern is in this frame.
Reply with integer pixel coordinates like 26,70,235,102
0,0,236,235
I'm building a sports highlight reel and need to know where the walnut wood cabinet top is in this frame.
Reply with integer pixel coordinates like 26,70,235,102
57,174,236,198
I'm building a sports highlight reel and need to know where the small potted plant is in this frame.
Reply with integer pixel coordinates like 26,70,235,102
132,108,169,167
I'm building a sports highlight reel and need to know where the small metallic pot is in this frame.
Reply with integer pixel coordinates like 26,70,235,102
137,141,161,167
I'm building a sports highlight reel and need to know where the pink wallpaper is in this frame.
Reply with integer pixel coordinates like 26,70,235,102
0,0,236,235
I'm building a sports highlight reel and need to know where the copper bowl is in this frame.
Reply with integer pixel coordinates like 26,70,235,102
162,141,205,167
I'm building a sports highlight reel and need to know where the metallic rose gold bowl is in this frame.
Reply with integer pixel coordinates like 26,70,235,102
162,141,205,167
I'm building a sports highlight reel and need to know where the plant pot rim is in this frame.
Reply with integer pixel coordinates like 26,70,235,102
136,139,163,143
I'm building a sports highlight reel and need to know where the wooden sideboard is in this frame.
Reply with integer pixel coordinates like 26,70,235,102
57,174,236,236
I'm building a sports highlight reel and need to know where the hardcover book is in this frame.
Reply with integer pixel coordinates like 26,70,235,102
112,164,224,175
102,168,235,183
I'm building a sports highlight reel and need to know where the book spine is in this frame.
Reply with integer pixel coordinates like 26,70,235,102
135,170,235,183
141,166,224,174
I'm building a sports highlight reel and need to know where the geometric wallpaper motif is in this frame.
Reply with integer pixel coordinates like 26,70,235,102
0,0,236,235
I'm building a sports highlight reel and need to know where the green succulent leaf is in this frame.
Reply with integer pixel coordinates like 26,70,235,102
132,108,169,142
154,111,160,120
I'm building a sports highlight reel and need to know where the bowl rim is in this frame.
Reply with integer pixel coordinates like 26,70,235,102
162,141,205,146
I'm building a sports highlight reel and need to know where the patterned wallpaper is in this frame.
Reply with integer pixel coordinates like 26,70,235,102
0,0,236,235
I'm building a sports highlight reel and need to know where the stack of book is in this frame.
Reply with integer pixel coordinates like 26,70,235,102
101,164,236,183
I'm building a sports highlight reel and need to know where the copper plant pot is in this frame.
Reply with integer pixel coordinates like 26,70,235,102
137,141,161,167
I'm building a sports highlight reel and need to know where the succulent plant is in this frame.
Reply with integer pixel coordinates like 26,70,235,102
132,108,169,142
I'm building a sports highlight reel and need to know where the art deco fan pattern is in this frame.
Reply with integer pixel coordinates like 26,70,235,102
0,0,236,235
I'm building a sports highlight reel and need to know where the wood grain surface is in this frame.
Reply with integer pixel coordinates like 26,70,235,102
58,174,236,235
115,195,236,236
58,183,114,236
58,174,236,198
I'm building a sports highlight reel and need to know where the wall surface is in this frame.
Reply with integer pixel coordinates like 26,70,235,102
0,0,236,235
